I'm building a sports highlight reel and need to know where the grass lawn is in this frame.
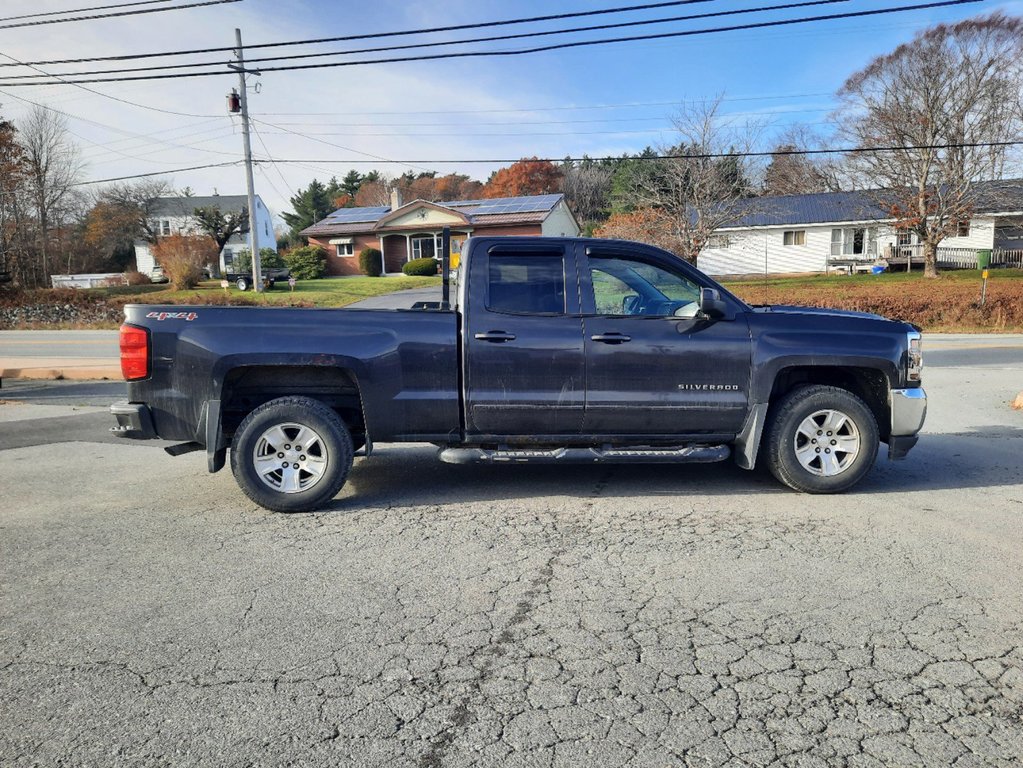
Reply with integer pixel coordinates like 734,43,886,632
96,275,442,308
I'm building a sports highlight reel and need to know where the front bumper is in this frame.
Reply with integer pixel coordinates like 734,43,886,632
888,387,927,459
109,401,157,440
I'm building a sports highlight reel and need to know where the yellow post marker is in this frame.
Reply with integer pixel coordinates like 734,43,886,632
981,269,989,305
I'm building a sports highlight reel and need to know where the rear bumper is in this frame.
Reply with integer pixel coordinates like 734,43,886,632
109,401,157,440
888,387,927,459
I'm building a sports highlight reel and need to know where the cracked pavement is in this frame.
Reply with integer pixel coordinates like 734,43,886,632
1,364,1022,767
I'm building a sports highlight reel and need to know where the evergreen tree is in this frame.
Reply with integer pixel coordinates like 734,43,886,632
281,179,332,237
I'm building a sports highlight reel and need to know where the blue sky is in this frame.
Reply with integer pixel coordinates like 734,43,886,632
1,0,1021,221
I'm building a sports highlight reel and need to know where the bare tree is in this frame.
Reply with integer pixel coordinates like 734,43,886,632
619,98,763,264
19,106,83,282
561,158,614,227
101,178,172,244
836,13,1023,277
763,125,845,196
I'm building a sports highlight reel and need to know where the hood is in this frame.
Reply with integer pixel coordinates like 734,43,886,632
751,304,888,322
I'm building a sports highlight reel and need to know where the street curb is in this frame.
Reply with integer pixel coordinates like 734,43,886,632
0,366,122,381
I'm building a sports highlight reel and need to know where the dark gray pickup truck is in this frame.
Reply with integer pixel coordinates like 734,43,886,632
111,236,926,512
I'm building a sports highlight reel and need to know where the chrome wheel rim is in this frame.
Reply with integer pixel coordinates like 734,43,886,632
793,409,861,477
252,422,328,494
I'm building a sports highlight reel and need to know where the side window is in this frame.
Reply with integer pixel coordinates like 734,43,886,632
487,253,566,315
589,254,701,317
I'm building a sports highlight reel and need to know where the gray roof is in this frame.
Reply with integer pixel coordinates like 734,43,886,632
149,195,251,217
301,193,567,237
723,179,1023,229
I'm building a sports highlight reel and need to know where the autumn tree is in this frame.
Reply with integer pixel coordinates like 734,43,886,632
836,13,1023,277
0,118,31,285
192,205,248,251
593,208,682,256
151,234,217,289
615,99,762,264
81,179,172,273
482,158,562,198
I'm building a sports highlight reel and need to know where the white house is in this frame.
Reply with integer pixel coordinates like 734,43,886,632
133,194,278,277
698,179,1023,276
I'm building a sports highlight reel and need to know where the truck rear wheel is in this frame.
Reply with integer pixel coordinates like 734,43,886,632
230,396,353,512
236,277,249,291
764,385,878,494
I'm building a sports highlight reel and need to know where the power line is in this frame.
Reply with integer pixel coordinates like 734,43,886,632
0,0,241,30
0,0,719,67
0,0,851,81
0,0,983,85
72,160,241,185
255,140,1023,164
69,140,1023,186
0,0,172,23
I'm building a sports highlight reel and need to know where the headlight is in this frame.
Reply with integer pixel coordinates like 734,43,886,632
907,331,923,383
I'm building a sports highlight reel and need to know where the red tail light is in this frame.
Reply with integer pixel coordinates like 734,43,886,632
120,324,149,380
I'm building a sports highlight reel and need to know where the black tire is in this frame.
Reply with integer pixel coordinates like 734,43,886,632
230,396,353,512
266,279,275,289
764,384,878,494
236,277,249,291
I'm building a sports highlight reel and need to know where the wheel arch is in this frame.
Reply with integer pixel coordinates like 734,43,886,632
768,365,891,440
218,364,369,448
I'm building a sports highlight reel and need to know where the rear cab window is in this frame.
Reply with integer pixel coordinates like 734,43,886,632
487,252,567,315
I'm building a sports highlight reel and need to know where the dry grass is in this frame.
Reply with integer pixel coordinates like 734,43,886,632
724,270,1023,332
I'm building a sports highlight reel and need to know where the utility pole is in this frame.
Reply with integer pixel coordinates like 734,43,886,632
229,28,261,291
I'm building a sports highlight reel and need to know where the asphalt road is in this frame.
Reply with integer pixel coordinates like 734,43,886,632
1,351,1022,766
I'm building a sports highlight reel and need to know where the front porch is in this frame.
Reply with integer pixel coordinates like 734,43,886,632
378,230,471,275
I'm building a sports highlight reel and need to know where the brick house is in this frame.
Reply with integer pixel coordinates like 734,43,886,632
301,192,580,276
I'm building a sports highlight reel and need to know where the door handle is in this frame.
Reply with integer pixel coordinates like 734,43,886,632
474,331,517,343
591,333,631,344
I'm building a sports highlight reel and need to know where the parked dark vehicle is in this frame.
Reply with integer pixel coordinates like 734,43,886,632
221,266,290,291
111,237,926,512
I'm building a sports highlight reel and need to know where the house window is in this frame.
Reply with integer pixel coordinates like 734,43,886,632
783,230,806,246
707,235,730,249
957,221,970,237
897,231,913,247
336,242,354,257
161,220,170,236
411,235,436,260
830,227,874,256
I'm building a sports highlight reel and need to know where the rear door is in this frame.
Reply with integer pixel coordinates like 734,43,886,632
464,242,585,438
580,244,752,436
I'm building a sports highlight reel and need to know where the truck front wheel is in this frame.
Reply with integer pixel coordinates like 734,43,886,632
230,396,353,512
764,385,878,494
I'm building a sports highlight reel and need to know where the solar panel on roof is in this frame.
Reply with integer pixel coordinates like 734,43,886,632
325,206,390,224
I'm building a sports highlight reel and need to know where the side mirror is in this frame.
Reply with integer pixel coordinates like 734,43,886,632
699,288,728,320
622,294,641,315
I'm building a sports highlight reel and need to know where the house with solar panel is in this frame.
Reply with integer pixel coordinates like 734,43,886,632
698,179,1023,275
134,194,278,279
301,191,580,276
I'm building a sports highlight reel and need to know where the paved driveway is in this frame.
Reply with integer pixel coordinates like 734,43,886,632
1,355,1021,766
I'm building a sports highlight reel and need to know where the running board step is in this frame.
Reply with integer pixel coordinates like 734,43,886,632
438,445,730,465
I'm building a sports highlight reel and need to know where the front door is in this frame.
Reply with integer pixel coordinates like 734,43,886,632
580,246,752,437
464,243,585,438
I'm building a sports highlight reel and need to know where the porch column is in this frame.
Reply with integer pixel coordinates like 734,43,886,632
434,232,440,260
379,234,387,276
405,234,412,264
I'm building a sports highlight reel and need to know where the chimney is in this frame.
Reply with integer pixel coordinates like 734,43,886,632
389,186,402,210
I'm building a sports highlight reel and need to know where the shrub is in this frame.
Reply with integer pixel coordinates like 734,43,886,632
359,247,383,277
234,247,286,276
151,235,218,289
402,257,438,276
124,270,151,286
283,245,327,280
